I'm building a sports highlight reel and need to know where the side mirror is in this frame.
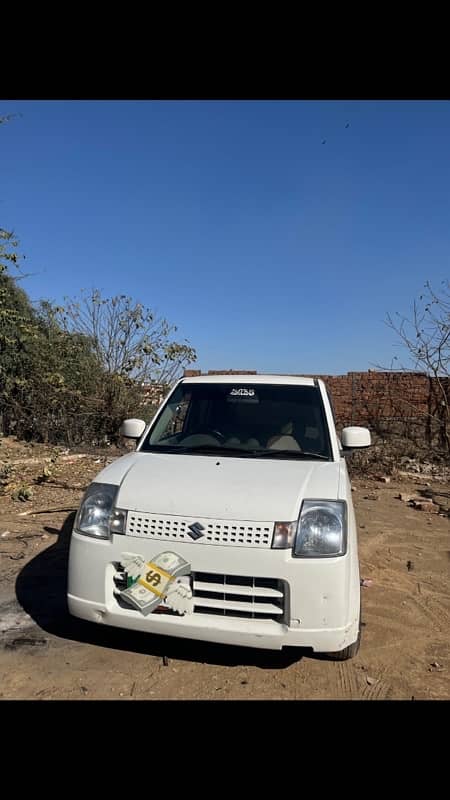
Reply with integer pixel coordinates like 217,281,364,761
120,419,146,439
341,426,371,449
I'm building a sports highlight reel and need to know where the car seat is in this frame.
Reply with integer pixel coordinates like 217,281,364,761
266,421,301,451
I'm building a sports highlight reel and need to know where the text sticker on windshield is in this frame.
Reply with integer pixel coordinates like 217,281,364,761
227,387,259,402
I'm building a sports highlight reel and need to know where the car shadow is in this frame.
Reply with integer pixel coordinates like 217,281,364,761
15,512,305,669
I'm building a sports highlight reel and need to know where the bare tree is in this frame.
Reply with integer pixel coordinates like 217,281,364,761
385,280,449,453
57,289,197,386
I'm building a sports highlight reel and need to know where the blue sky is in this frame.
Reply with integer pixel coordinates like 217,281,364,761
1,100,449,375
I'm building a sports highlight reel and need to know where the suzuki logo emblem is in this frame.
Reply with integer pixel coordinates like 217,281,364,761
187,522,205,540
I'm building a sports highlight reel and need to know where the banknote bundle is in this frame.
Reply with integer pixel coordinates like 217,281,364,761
117,551,191,616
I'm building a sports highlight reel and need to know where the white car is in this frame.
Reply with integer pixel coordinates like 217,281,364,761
68,375,371,659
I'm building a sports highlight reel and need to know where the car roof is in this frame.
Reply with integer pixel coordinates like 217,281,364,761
180,374,319,387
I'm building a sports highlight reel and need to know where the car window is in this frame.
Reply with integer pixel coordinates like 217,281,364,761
141,383,332,460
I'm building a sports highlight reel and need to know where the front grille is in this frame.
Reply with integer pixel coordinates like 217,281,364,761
112,562,287,623
126,513,273,548
192,572,286,621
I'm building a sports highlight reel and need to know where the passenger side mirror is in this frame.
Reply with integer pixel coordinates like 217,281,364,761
341,426,371,450
119,419,146,439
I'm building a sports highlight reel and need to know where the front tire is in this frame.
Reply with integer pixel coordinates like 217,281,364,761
326,600,361,661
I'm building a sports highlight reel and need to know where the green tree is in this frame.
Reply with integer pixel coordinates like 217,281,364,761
0,230,39,434
0,233,104,443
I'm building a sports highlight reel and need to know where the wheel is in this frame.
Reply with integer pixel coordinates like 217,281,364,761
326,598,361,661
326,632,361,661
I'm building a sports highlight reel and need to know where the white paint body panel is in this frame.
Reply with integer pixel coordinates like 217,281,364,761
97,452,340,522
68,375,362,653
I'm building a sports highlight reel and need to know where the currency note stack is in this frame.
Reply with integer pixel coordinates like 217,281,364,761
118,551,191,615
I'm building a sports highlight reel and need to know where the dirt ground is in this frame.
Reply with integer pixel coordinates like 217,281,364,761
1,437,449,701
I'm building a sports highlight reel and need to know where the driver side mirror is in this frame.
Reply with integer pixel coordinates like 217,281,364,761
119,418,146,440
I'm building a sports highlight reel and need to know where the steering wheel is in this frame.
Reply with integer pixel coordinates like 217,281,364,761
196,427,226,442
208,428,226,441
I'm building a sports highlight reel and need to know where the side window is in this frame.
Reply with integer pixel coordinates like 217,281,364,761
171,398,190,435
149,392,192,443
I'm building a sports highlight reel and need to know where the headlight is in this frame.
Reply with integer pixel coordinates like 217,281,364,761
75,483,127,540
294,500,347,557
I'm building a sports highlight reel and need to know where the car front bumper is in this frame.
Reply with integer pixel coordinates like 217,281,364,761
68,531,360,652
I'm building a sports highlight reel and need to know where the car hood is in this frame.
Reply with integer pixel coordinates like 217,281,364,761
94,451,340,522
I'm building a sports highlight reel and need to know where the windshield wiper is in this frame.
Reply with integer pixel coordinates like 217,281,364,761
143,444,256,456
144,444,329,460
181,446,329,460
180,444,256,456
254,449,329,460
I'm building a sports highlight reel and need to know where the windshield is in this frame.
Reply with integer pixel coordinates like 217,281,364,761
140,382,332,460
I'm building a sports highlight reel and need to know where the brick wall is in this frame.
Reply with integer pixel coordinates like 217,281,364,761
142,370,449,447
308,371,436,426
140,384,168,407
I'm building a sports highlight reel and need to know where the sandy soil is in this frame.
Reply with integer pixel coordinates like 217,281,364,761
1,437,449,700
